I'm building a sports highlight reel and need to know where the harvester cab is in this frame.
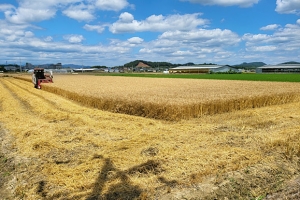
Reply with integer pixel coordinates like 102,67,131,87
32,68,53,89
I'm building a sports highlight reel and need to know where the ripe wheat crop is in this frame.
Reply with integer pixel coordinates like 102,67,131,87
34,75,300,120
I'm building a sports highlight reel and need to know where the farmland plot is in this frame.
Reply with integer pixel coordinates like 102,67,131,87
0,76,300,199
17,74,300,120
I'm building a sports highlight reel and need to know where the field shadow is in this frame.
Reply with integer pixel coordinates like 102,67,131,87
45,155,177,199
86,157,143,200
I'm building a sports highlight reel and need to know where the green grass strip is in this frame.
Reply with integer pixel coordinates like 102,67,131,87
95,73,300,82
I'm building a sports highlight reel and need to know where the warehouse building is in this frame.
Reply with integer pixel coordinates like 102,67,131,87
256,64,300,73
169,65,238,73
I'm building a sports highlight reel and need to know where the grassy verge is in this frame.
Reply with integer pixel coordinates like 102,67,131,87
95,73,300,82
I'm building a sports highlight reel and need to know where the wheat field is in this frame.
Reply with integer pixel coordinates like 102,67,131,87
16,74,300,120
1,75,300,199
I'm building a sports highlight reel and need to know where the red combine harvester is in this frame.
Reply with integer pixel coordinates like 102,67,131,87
32,68,53,89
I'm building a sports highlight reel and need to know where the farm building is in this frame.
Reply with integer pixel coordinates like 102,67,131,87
4,65,18,71
256,64,300,73
169,65,238,73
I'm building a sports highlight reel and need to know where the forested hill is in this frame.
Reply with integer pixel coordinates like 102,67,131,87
233,62,266,69
123,60,217,68
281,61,300,64
123,60,184,68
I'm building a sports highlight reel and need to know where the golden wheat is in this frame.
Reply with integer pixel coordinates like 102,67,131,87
1,76,300,199
24,74,300,120
14,74,300,120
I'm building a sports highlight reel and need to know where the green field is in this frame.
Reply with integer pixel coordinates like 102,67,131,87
96,73,300,82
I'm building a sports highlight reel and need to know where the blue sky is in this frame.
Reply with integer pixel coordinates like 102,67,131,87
0,0,300,67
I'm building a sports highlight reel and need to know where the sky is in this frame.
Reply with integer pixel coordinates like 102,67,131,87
0,0,300,67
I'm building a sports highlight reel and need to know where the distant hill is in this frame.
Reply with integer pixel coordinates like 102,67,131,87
62,64,91,68
281,61,300,64
233,62,266,69
123,60,216,69
124,60,175,68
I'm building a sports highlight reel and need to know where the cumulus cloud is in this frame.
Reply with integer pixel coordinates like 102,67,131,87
5,7,57,24
180,0,259,7
94,0,129,11
2,0,80,24
171,50,193,56
246,45,277,52
1,0,130,24
63,34,85,43
0,4,15,11
243,20,300,53
83,24,106,33
63,3,95,22
243,33,270,42
118,12,134,22
24,31,34,37
276,0,300,14
139,28,240,63
127,37,144,44
0,20,36,42
260,24,280,31
159,29,241,46
44,36,53,42
110,13,209,33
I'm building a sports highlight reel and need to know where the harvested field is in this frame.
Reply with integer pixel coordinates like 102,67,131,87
15,74,300,120
1,75,300,199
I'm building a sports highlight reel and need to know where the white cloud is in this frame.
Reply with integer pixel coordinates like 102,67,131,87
94,0,129,11
243,33,270,42
260,24,280,31
127,37,144,44
24,31,34,37
0,20,36,42
247,45,277,52
180,0,259,7
159,29,241,47
63,35,85,43
83,24,106,33
2,0,79,24
138,28,240,63
171,50,194,56
110,13,209,33
5,7,57,24
44,36,53,42
2,0,130,24
118,12,134,22
0,4,15,11
243,20,300,54
62,3,95,22
276,0,300,14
